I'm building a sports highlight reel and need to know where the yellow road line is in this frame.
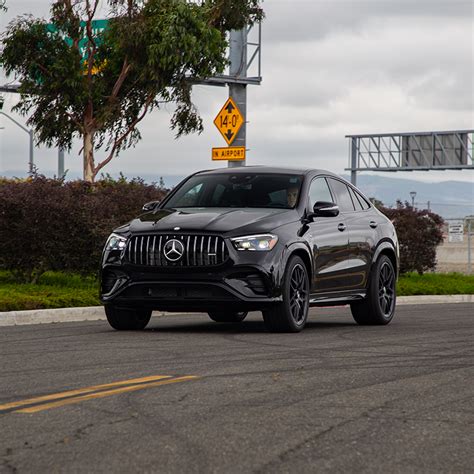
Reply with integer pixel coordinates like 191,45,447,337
16,376,199,413
0,375,173,412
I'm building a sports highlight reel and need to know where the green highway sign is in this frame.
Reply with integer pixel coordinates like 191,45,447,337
46,19,108,61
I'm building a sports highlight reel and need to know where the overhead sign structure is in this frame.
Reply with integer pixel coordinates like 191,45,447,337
213,97,244,146
212,147,246,161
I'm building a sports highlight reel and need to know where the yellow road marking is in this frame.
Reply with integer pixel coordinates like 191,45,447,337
0,375,173,412
16,376,198,413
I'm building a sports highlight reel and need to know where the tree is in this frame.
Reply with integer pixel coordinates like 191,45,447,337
0,0,263,182
379,201,444,274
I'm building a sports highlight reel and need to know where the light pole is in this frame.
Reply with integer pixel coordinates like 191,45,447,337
409,191,417,208
0,97,34,173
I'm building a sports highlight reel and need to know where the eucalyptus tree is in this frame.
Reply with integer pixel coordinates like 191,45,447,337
1,0,263,181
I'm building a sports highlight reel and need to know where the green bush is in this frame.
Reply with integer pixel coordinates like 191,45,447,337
0,175,167,282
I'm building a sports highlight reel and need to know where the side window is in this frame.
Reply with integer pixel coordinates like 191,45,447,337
348,187,364,211
328,179,355,213
308,178,333,208
355,190,371,210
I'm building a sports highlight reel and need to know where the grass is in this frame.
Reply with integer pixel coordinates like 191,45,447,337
0,271,100,312
397,272,474,296
0,271,473,312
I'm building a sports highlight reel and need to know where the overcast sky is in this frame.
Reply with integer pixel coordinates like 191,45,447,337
1,0,473,184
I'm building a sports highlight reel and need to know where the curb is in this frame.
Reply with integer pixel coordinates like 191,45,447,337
0,295,472,327
0,307,189,327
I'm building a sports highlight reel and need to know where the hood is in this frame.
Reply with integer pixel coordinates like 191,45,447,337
125,207,298,236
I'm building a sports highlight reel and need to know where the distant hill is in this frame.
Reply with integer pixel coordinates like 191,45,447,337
2,169,472,218
348,175,473,218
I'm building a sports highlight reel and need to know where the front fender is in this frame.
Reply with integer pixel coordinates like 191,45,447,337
277,241,314,288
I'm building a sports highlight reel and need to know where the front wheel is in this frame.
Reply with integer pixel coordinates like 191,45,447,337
262,255,309,333
351,255,396,325
208,311,248,323
105,305,152,330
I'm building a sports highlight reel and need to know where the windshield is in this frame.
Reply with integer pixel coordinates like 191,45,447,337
164,173,303,209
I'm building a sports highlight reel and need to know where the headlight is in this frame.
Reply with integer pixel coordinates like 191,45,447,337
105,233,128,251
230,234,278,251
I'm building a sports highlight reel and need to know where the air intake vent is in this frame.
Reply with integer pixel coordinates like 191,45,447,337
125,234,228,267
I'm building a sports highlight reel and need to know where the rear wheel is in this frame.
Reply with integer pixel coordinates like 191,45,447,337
351,255,396,325
208,311,248,323
262,255,309,333
105,305,152,330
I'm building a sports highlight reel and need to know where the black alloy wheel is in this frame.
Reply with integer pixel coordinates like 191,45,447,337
378,261,396,317
208,311,248,323
263,255,309,332
351,255,396,325
289,263,309,325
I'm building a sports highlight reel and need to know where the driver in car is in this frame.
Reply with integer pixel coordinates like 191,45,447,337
287,187,299,207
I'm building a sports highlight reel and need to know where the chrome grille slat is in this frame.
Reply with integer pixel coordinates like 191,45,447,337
126,234,228,267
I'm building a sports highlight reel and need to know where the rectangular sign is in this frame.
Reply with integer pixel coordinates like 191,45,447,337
212,147,246,161
448,220,464,234
448,233,464,243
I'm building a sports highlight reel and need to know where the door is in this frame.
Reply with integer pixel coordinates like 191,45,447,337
346,186,379,289
327,178,376,291
306,177,350,293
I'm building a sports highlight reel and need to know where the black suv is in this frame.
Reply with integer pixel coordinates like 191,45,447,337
101,167,399,332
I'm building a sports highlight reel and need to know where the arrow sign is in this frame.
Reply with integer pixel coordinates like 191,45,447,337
213,97,243,146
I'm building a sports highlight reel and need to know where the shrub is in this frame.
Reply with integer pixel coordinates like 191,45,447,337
378,201,444,274
0,175,167,282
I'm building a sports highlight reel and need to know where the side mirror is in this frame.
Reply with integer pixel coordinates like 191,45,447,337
309,201,339,219
142,200,160,212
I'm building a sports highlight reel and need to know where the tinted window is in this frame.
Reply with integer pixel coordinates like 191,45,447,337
354,190,371,210
309,178,333,208
348,187,364,211
328,179,355,212
165,173,303,209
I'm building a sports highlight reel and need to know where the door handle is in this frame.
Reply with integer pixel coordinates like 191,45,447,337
369,221,378,229
337,223,346,232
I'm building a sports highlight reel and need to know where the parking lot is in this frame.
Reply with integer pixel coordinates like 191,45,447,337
1,303,473,473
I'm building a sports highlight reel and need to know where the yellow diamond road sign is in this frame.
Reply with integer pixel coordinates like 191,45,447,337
213,97,244,146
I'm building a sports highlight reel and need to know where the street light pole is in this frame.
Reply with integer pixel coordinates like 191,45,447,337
0,110,34,173
409,191,417,208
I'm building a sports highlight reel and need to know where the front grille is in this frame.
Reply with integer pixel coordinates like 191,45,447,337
125,234,229,267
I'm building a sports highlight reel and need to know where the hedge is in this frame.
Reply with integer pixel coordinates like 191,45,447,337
0,175,167,282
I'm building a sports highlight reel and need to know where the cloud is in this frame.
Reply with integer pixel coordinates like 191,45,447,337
1,0,473,183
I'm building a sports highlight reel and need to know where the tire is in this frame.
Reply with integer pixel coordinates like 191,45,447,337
262,255,309,333
350,255,396,325
105,305,152,330
208,311,248,323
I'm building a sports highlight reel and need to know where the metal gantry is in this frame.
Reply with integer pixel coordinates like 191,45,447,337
346,130,474,185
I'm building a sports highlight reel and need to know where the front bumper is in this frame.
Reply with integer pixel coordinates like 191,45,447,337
100,261,283,312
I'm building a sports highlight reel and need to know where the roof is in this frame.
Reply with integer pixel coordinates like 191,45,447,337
196,165,336,176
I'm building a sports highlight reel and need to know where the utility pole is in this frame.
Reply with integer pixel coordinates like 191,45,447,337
228,28,247,168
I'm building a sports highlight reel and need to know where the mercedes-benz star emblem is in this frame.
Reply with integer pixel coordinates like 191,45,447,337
163,239,184,262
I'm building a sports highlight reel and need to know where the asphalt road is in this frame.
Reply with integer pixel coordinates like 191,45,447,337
1,303,473,473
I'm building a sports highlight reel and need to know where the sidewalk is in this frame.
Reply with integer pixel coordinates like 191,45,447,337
1,294,472,327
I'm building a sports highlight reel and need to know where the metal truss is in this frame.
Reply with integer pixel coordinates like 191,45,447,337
346,130,474,184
